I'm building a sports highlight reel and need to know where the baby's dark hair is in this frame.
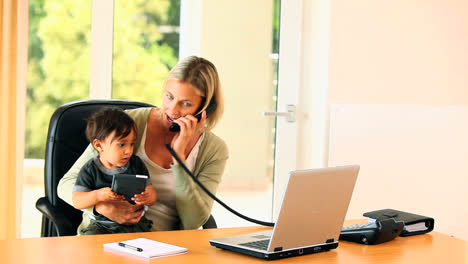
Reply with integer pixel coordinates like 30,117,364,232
86,107,137,144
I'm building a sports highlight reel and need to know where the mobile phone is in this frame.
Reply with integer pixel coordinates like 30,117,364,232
169,100,217,132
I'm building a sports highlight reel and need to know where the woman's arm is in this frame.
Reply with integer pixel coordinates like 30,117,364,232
173,133,229,230
58,144,97,211
94,201,145,224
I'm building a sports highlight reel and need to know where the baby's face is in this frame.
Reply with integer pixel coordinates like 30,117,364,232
98,130,136,170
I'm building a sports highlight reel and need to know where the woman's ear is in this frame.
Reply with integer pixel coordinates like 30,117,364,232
92,139,103,153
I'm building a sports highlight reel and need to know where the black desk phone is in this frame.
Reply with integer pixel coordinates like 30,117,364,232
340,218,404,245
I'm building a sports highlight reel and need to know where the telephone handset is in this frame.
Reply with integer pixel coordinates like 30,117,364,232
169,100,217,132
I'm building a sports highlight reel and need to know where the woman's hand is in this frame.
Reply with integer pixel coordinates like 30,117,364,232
171,111,206,162
95,200,144,225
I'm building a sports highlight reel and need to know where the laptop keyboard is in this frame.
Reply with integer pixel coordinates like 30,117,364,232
239,239,270,250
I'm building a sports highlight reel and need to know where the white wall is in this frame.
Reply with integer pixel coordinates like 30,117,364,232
329,104,468,241
299,0,468,240
327,0,468,104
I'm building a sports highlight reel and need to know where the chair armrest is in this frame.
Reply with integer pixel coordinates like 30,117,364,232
35,197,77,236
202,214,217,229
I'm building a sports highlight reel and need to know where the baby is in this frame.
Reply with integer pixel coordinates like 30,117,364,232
72,107,156,235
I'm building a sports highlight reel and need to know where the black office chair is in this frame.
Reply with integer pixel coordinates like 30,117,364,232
35,99,217,237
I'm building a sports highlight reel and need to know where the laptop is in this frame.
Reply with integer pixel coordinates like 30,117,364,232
209,165,359,260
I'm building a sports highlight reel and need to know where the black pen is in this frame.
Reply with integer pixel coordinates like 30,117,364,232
118,242,143,252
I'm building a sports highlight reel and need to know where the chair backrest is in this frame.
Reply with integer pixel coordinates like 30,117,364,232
41,99,154,236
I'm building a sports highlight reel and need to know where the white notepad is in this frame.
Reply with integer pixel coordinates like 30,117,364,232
104,238,187,259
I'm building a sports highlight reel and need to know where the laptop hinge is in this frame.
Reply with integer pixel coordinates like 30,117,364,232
274,247,283,252
326,238,334,243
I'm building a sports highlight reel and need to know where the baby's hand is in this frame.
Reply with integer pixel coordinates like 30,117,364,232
132,186,157,205
97,187,125,202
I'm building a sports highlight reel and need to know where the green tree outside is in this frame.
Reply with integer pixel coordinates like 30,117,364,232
26,0,180,159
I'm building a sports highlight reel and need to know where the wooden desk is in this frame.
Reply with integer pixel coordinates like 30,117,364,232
1,225,467,264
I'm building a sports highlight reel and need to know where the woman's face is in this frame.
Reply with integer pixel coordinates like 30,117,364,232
162,79,203,128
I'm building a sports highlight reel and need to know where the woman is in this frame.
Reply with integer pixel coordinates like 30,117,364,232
58,56,228,233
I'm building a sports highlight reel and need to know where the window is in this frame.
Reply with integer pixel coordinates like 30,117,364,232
24,0,282,237
23,0,92,238
111,0,181,106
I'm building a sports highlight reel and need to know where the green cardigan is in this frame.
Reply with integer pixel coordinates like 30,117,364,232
57,107,229,232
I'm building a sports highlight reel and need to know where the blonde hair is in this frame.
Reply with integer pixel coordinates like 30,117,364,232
165,56,224,131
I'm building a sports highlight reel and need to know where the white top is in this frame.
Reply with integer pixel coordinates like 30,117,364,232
136,126,204,231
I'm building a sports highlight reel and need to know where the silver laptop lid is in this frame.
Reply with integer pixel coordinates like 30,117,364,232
267,165,359,252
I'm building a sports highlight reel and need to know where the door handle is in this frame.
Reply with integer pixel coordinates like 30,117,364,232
262,104,296,123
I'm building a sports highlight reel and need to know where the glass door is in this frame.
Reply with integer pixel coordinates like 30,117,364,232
109,0,301,227
185,0,281,227
196,0,302,225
